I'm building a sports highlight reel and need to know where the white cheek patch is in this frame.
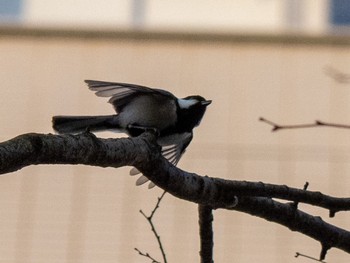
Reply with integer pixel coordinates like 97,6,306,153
178,98,198,109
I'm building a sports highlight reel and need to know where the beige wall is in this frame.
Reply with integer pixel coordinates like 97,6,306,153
0,28,350,262
23,0,329,34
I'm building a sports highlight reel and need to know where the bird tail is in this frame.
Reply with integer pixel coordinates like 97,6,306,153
52,115,119,134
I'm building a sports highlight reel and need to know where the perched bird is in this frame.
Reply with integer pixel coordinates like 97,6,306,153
52,80,211,187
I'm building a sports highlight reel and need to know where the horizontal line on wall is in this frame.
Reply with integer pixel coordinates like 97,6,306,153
0,25,350,47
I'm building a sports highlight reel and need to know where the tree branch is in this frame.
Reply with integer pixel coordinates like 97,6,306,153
134,248,161,263
295,252,327,263
1,132,350,257
198,205,214,263
2,132,350,214
138,191,167,263
324,65,350,84
234,196,350,259
259,117,350,132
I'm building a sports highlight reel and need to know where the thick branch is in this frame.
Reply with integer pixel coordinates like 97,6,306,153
1,132,350,256
234,196,350,257
0,132,160,174
2,132,349,214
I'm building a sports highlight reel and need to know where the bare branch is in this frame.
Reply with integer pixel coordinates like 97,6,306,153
320,244,331,261
3,132,350,214
139,192,167,263
295,252,326,263
324,65,350,84
150,191,166,220
2,132,350,257
3,132,350,213
234,196,350,256
259,117,318,131
0,131,160,174
134,248,161,263
198,205,214,263
260,117,350,132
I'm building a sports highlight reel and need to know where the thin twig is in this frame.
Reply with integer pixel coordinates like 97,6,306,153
259,117,318,131
134,248,161,263
260,117,350,132
150,191,167,220
324,65,350,84
295,252,326,263
138,191,167,263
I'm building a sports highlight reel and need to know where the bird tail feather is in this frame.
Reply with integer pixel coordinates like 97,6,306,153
52,115,118,134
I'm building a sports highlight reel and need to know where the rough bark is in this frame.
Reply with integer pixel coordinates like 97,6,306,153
0,131,350,258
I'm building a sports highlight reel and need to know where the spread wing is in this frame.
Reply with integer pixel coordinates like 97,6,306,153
131,132,193,188
85,80,175,112
160,133,193,166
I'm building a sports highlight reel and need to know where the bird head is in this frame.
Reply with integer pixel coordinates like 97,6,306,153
178,96,212,109
177,95,212,130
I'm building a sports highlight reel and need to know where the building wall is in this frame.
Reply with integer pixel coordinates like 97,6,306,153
0,0,331,34
0,29,349,262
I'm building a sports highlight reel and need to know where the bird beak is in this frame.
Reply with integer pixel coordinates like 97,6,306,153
201,100,212,106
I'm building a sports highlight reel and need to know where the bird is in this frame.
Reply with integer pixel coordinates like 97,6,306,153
52,80,211,188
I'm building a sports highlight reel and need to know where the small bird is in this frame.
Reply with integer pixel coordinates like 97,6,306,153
52,80,211,188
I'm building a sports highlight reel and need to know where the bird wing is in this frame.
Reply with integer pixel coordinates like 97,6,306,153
160,132,193,166
85,80,175,112
130,132,193,188
130,132,193,174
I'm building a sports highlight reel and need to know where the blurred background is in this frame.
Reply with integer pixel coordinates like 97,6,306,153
0,0,350,262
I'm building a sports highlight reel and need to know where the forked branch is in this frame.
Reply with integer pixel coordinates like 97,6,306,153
260,117,350,132
1,132,350,259
137,191,167,263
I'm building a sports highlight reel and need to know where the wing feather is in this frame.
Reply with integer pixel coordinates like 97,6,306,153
159,132,193,166
85,80,173,97
129,132,193,187
84,80,176,112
